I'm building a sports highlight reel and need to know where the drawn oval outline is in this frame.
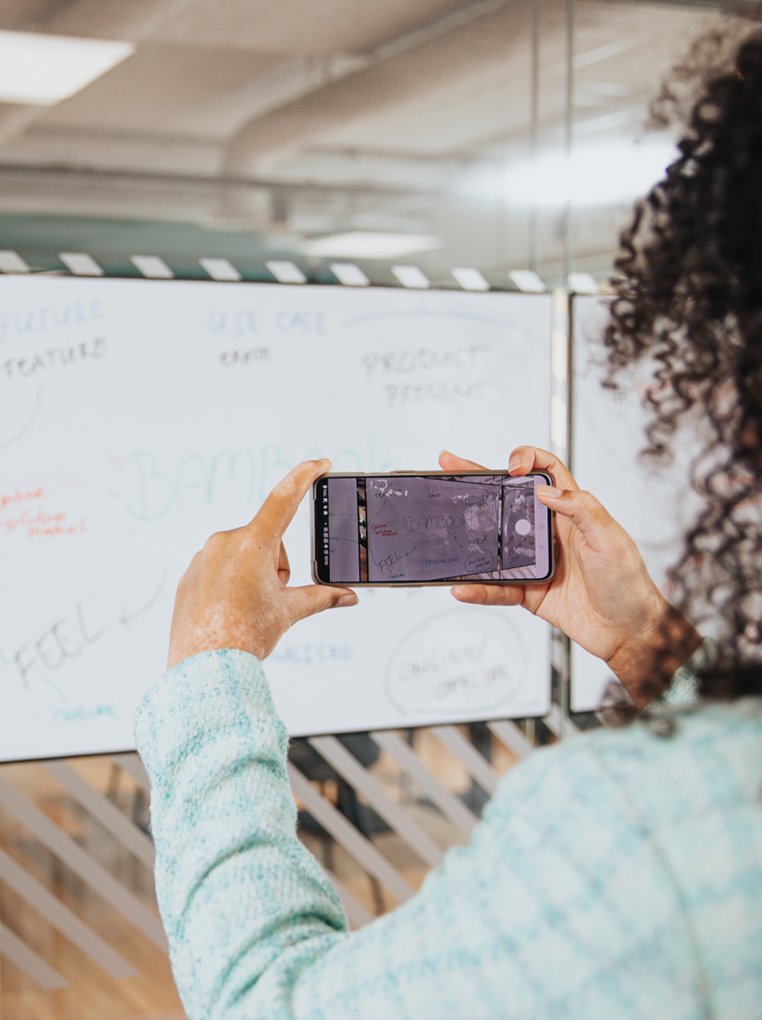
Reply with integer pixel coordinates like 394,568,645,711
384,607,527,716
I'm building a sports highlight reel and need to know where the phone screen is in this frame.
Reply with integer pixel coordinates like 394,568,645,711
313,472,553,585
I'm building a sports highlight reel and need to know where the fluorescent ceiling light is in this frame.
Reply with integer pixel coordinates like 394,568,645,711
303,232,440,259
0,30,134,105
498,138,677,208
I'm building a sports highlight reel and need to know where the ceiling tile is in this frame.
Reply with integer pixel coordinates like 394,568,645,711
153,0,467,54
39,44,286,139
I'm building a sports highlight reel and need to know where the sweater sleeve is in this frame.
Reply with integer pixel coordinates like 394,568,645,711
663,636,716,706
135,649,699,1020
134,649,349,1020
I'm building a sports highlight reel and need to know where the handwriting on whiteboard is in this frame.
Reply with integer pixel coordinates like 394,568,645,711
5,570,167,701
270,642,353,666
0,299,106,342
10,603,107,693
1,487,45,510
385,379,492,407
0,488,87,539
2,337,107,382
362,346,491,378
208,309,330,337
119,439,389,521
384,609,526,716
361,345,494,408
219,348,270,366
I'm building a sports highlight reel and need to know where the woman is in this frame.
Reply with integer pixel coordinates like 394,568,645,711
135,28,762,1020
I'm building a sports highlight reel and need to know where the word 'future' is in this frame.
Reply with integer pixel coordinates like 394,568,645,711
0,300,105,343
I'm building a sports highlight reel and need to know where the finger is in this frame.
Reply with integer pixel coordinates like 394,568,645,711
439,449,488,472
536,486,619,552
508,445,578,490
286,584,358,625
252,458,331,545
451,584,526,608
277,542,291,584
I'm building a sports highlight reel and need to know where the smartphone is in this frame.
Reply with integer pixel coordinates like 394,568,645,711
312,471,554,587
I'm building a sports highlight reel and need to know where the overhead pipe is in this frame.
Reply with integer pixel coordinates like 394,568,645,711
221,0,539,178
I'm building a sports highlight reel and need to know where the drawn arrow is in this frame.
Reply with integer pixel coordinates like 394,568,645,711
119,567,169,627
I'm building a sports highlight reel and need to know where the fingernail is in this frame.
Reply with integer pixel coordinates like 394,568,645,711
537,484,562,499
508,454,523,473
451,585,475,601
336,593,358,607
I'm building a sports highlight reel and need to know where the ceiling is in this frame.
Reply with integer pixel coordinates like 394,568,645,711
0,0,744,283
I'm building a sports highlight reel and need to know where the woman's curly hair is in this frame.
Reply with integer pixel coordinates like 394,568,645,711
604,25,762,700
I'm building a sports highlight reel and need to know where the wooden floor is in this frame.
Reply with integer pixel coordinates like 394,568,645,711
1,729,517,1020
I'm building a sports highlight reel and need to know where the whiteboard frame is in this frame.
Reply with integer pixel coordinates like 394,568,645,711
0,271,562,762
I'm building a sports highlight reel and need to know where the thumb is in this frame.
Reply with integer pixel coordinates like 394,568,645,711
286,584,358,625
536,485,617,551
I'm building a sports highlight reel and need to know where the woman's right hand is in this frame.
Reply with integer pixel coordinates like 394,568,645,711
440,446,700,704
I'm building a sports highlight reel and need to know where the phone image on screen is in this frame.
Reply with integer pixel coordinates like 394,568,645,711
312,471,555,587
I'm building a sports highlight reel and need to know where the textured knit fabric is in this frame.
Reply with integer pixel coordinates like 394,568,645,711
135,649,762,1020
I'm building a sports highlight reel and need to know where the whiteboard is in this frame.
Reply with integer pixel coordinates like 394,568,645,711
0,277,553,761
570,296,700,712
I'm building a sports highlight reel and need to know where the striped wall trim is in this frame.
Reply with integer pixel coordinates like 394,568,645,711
429,725,500,795
0,849,136,979
43,762,155,869
0,250,31,273
266,260,307,284
287,764,415,905
0,779,167,950
370,730,478,835
0,922,68,990
130,255,174,279
199,257,241,282
0,251,544,290
58,252,104,276
308,736,444,869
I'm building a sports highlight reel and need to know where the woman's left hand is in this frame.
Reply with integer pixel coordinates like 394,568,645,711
167,459,358,669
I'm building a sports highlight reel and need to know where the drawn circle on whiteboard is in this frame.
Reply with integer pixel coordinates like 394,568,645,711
0,383,43,450
514,518,531,536
383,608,528,716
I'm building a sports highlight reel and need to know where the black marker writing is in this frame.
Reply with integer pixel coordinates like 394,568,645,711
2,337,107,381
13,603,106,690
362,345,490,380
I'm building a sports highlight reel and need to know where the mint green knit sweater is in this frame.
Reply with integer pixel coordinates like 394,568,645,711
135,649,762,1020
